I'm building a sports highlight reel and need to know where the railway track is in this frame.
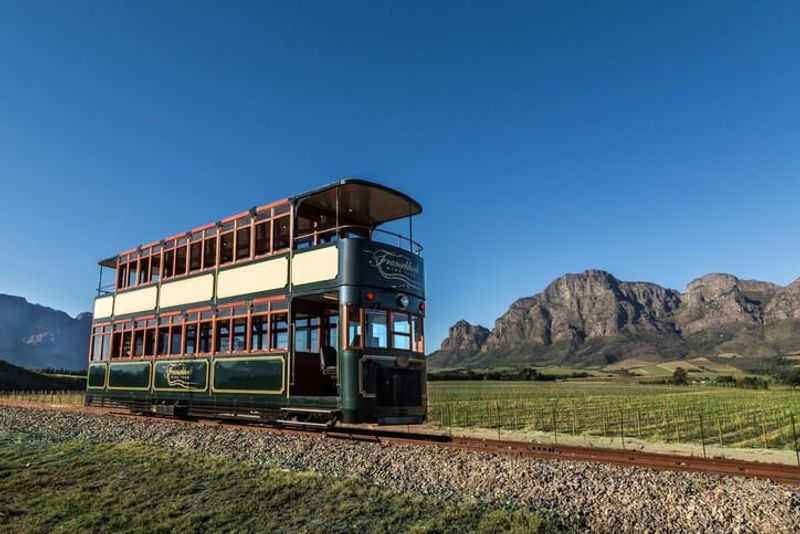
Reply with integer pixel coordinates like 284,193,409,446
319,426,800,487
4,399,800,487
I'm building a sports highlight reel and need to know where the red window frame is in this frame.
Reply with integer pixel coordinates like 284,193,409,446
111,200,292,294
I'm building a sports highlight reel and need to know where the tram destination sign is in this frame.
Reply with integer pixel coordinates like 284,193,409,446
367,249,422,291
340,240,425,297
154,361,208,392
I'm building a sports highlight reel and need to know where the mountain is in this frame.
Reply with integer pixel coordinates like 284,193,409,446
429,271,800,371
0,294,91,371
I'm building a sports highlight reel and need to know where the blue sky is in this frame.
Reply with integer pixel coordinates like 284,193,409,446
1,1,800,348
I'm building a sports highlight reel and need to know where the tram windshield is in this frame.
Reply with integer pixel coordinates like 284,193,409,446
345,305,424,353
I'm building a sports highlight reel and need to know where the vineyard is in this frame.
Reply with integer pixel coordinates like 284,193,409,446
427,381,800,451
4,382,800,453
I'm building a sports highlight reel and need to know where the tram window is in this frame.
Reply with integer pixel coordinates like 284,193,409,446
271,313,288,350
251,315,268,351
325,315,339,348
132,327,142,357
294,315,320,352
232,318,247,351
145,328,156,356
365,310,388,348
198,321,213,353
273,216,290,251
155,326,168,355
294,317,308,352
150,254,161,282
163,249,175,279
111,331,122,358
117,263,127,289
101,331,111,361
174,244,187,276
189,242,202,271
127,261,138,288
185,323,197,355
254,221,270,256
216,320,231,353
121,331,132,357
236,227,251,260
140,257,150,285
170,326,183,355
392,312,411,350
220,232,234,264
412,316,424,353
310,317,319,350
203,236,217,269
347,306,362,348
91,329,102,361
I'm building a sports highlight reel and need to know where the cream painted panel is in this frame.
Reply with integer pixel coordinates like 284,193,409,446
217,258,289,299
292,247,339,285
93,295,114,319
159,274,214,309
114,286,158,316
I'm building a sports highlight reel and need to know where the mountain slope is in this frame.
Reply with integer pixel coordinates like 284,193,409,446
0,360,85,390
0,294,91,370
429,271,800,370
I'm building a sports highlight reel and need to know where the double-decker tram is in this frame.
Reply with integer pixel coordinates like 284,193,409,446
86,179,426,426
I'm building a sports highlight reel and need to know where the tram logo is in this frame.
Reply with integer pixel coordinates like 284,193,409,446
165,363,200,389
367,249,422,291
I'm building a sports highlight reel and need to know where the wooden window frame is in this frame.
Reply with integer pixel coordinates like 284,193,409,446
390,311,412,351
188,233,203,274
137,248,151,286
89,324,112,362
218,222,235,267
162,239,176,281
233,216,253,264
111,200,291,295
202,228,218,271
116,253,131,290
110,320,135,359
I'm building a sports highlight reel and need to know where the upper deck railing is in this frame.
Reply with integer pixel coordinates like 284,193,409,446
295,224,423,255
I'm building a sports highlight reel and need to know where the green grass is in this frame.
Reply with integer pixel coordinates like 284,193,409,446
0,360,85,391
0,391,84,406
0,432,556,534
428,381,800,450
636,365,673,377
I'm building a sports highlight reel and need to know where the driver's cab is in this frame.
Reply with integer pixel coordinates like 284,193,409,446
286,180,425,418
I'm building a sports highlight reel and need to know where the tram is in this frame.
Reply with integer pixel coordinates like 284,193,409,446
85,179,426,426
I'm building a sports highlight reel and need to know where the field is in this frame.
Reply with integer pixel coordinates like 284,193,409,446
427,381,800,451
0,431,550,533
0,361,85,391
4,381,800,454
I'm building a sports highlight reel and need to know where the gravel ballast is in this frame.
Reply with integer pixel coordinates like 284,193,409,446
1,406,798,532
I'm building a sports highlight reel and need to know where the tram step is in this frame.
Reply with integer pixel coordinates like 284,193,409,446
276,419,336,429
280,407,339,415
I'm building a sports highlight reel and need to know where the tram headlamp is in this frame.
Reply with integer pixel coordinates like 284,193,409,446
397,294,409,309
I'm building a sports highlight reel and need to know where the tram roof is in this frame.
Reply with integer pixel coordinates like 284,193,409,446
293,178,422,227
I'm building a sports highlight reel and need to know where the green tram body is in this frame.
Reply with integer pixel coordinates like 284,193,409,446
85,179,426,425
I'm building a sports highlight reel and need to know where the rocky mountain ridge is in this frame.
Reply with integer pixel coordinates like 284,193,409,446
0,294,91,370
430,271,800,370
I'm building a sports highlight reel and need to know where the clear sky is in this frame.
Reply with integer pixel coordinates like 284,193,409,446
1,1,800,348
